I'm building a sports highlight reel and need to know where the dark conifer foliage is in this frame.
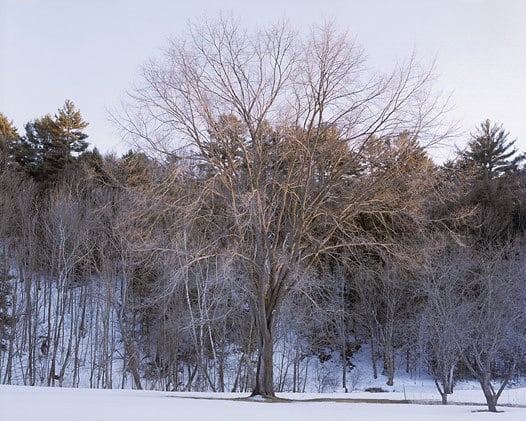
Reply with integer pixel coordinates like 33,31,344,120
12,100,89,181
462,119,524,180
0,114,21,171
453,120,526,244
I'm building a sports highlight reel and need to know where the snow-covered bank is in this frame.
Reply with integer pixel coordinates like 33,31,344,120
2,385,526,421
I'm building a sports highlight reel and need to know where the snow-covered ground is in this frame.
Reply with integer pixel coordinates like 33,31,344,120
2,385,525,421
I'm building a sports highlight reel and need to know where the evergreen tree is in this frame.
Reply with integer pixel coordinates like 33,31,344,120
454,121,525,243
12,100,89,181
0,114,21,171
463,119,524,180
16,115,58,177
54,99,89,155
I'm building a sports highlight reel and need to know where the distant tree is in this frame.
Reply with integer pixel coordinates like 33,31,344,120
119,150,156,187
435,244,526,412
12,100,89,181
54,99,89,154
420,239,468,405
462,119,524,180
15,115,59,176
445,121,526,244
0,114,20,171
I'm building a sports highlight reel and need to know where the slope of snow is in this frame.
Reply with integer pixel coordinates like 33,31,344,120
2,385,525,421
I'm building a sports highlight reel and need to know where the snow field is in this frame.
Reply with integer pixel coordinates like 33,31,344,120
2,385,526,421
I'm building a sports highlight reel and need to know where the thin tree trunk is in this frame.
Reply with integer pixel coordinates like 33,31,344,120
24,272,35,385
72,286,87,387
369,329,378,379
231,352,245,392
3,268,17,384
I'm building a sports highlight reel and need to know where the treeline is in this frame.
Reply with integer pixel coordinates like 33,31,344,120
1,102,525,407
1,19,526,412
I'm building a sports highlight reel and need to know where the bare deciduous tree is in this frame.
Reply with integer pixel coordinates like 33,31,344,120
117,16,452,398
456,246,526,412
419,240,468,404
421,239,526,411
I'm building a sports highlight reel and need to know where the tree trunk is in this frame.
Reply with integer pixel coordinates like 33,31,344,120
3,273,17,384
342,355,348,393
251,324,274,398
369,331,378,379
434,379,448,405
442,393,448,405
480,377,498,412
384,343,395,386
231,352,245,392
250,263,279,399
483,391,497,412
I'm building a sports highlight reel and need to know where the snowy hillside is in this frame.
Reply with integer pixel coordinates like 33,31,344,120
1,271,524,405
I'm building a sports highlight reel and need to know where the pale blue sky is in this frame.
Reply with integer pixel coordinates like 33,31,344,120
1,0,525,159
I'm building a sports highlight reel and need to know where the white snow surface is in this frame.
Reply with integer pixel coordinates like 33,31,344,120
2,385,526,421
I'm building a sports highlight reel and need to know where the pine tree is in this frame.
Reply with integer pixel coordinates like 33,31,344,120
54,99,89,155
457,120,525,243
463,119,524,180
0,114,21,171
12,100,89,181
